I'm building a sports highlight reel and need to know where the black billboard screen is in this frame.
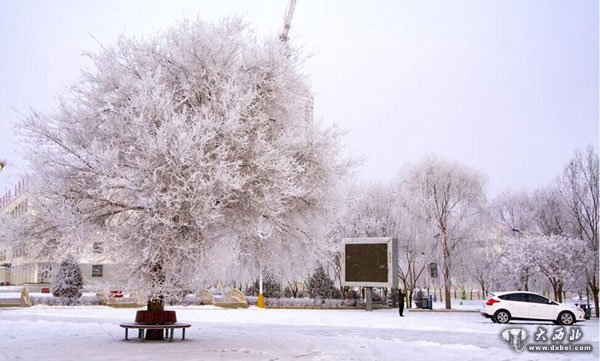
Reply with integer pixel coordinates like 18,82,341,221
344,243,388,283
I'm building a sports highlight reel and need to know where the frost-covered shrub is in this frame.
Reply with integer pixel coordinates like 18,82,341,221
52,256,83,299
166,294,197,306
283,286,306,298
412,289,426,305
266,297,356,308
245,296,356,308
308,266,338,300
251,274,282,298
29,295,102,306
332,288,342,300
345,289,359,300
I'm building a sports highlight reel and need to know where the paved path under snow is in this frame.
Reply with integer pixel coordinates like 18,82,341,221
0,306,597,361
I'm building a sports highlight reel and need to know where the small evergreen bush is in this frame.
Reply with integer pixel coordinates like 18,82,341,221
52,256,83,299
308,266,339,300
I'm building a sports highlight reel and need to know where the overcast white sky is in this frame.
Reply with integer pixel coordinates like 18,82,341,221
0,0,597,197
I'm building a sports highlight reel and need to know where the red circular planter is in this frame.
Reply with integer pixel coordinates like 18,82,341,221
135,310,177,325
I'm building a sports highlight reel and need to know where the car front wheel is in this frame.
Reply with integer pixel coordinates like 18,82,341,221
494,310,511,324
558,311,575,326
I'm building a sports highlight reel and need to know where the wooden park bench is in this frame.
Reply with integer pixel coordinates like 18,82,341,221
119,322,191,342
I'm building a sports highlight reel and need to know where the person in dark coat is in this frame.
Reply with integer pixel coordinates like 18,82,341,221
398,289,405,317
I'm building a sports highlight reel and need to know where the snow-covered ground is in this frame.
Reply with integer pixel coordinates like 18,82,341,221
0,305,597,361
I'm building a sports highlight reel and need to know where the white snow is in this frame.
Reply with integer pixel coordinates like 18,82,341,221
0,305,597,361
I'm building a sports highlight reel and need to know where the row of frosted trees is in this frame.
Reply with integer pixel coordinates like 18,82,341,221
149,146,598,313
326,147,598,314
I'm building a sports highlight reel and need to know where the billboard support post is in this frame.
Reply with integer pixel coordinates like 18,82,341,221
365,287,373,311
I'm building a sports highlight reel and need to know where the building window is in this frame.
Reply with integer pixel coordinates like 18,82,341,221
93,242,103,254
91,265,104,278
12,244,26,258
37,264,53,283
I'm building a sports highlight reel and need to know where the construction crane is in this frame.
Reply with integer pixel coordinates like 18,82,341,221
258,0,300,310
279,0,297,42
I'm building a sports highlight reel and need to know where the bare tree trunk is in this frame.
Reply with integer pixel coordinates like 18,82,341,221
444,284,451,309
523,268,530,291
331,253,345,298
287,281,299,298
145,297,165,340
402,280,410,309
145,262,166,340
589,278,599,318
442,233,452,309
558,282,564,303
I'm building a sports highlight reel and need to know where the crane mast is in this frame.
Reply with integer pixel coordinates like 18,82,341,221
279,0,297,42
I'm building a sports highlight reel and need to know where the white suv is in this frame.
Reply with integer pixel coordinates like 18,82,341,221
481,291,586,325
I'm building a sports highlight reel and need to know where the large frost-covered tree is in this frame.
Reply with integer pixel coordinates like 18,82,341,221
458,238,497,298
324,181,397,296
527,235,585,302
392,206,435,308
14,18,346,311
491,190,534,236
500,235,585,302
529,187,569,236
331,180,448,306
400,157,486,309
558,147,599,316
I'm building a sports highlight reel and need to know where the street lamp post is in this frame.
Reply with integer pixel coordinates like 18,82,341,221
511,228,530,290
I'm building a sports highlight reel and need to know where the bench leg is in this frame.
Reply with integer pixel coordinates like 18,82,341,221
169,328,174,342
138,329,143,339
125,328,129,341
182,327,186,340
